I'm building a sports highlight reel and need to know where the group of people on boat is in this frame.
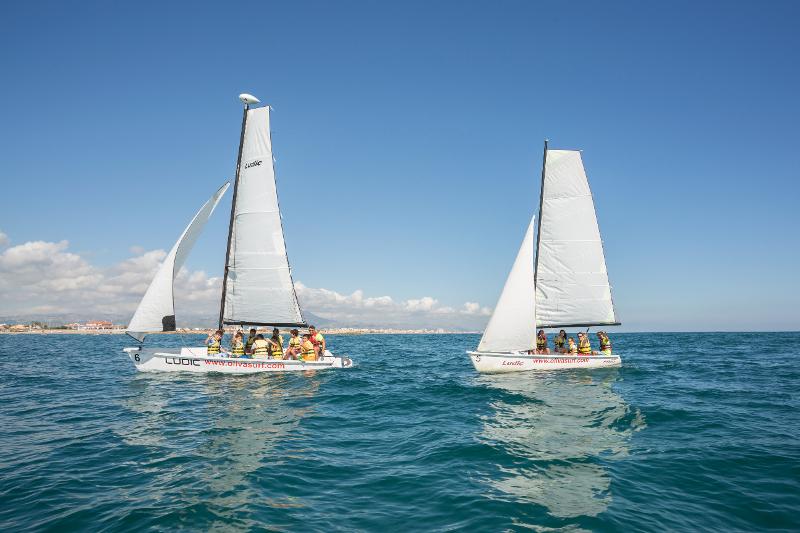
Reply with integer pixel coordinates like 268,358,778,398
529,330,613,355
204,325,326,361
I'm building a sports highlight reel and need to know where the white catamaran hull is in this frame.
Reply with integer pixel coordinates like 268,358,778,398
467,351,621,373
123,347,353,374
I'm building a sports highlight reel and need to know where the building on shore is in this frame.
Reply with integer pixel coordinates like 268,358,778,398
78,321,114,331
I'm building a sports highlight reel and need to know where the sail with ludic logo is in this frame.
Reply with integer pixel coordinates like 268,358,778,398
220,106,305,328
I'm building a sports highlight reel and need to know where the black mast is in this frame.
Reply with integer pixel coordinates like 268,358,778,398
533,139,548,294
217,101,250,330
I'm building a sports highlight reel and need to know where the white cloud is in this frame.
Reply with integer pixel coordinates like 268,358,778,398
0,234,492,330
0,230,8,247
0,236,219,323
404,296,438,312
461,301,492,316
295,283,490,330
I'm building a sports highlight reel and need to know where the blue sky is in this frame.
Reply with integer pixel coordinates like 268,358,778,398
1,0,798,330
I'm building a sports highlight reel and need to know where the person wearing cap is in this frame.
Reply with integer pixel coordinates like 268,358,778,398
308,325,326,356
577,332,594,355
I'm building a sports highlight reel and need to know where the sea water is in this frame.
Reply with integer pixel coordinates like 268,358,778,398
0,332,798,531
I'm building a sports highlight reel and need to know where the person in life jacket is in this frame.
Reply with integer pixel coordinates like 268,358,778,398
300,333,317,361
206,330,223,356
597,331,612,355
554,330,567,353
567,337,578,354
308,325,326,356
285,329,301,359
230,331,247,358
245,328,258,355
268,328,284,360
536,330,550,354
577,332,594,355
252,334,270,359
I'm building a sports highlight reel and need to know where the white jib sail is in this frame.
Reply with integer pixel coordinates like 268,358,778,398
477,216,537,352
222,106,304,325
126,182,230,342
535,149,617,327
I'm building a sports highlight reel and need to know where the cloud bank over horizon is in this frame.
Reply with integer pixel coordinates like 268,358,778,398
0,232,492,330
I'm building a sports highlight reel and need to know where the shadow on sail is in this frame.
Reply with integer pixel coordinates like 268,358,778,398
476,370,645,518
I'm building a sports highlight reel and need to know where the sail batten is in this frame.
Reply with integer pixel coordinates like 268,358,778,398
221,106,304,325
535,149,618,327
126,182,230,342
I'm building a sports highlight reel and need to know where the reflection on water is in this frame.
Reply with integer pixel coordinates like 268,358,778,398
117,373,321,516
478,370,645,518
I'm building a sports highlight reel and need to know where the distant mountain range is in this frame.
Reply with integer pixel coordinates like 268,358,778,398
2,310,338,329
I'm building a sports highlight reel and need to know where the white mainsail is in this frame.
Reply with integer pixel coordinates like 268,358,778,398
221,106,305,326
127,182,230,342
477,216,537,352
535,149,617,327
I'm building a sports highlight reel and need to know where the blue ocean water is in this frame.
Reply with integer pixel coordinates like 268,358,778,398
0,332,798,531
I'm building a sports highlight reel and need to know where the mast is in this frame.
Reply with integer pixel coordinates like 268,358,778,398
533,139,548,293
217,94,258,330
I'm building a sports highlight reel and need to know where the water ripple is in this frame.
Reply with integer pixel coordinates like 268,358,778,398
1,332,799,531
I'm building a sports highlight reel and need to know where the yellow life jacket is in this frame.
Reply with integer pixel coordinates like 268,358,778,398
599,334,611,351
207,339,221,355
579,337,592,354
231,340,245,356
301,340,316,361
253,339,270,356
270,335,284,359
245,335,256,351
289,337,301,348
554,335,566,348
536,336,547,349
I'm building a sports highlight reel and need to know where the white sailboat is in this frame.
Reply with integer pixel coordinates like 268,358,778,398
123,93,352,373
468,141,621,373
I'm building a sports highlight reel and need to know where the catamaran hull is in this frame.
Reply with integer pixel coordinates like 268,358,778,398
466,351,620,373
123,347,353,374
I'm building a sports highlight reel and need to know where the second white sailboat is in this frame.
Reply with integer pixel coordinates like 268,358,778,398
468,141,621,373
